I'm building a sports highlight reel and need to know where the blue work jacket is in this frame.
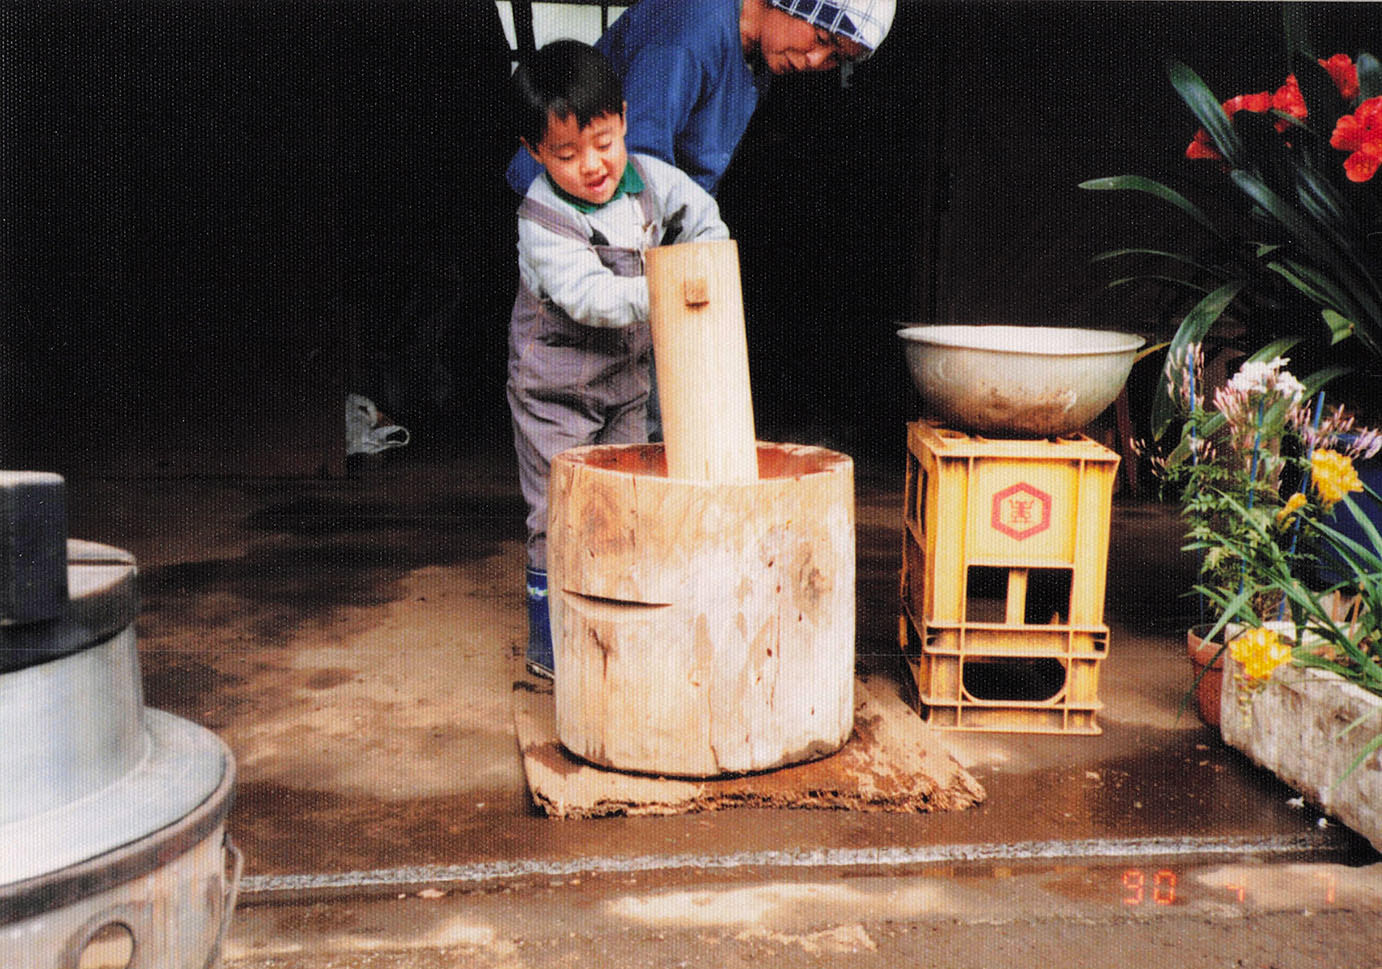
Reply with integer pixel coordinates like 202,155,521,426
506,0,769,197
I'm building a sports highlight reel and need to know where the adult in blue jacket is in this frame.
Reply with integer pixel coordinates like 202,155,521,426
505,0,897,197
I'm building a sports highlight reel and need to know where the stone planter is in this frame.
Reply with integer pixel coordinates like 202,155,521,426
1221,652,1382,853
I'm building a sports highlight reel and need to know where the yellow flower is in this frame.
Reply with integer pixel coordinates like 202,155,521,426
1275,491,1307,529
1312,449,1363,508
1230,626,1293,680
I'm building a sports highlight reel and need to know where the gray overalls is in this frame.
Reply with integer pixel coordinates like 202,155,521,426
506,162,661,571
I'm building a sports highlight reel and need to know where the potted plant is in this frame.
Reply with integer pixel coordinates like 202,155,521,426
1194,442,1382,850
1155,350,1376,724
1081,11,1382,723
1081,18,1382,437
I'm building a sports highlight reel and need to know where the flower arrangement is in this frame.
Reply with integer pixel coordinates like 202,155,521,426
1158,350,1315,618
1207,462,1382,781
1091,8,1382,801
1081,22,1382,442
1161,342,1382,778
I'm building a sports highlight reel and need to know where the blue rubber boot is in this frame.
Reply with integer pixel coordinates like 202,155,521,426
524,567,553,679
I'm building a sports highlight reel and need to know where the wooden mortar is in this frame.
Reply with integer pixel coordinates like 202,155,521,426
548,442,855,776
547,240,855,776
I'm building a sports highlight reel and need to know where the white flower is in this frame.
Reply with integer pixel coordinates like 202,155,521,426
1227,359,1283,394
1226,357,1304,404
1273,369,1306,401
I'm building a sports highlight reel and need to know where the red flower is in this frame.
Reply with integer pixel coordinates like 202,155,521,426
1186,128,1221,160
1224,89,1274,118
1319,53,1360,101
1331,96,1382,182
1185,88,1276,160
1271,74,1307,130
1185,58,1362,163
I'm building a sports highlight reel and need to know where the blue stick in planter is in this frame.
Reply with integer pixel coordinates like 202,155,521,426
1279,391,1327,621
1238,399,1268,602
1188,360,1206,626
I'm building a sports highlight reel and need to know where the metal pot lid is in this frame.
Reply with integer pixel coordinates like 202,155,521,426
0,540,138,674
0,709,230,887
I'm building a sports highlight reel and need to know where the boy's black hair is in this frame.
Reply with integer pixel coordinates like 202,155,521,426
512,39,624,148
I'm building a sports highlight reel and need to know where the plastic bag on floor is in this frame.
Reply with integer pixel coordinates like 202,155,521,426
346,393,410,456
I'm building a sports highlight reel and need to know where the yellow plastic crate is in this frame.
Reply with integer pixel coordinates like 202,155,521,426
901,422,1119,628
900,604,1105,733
898,422,1119,733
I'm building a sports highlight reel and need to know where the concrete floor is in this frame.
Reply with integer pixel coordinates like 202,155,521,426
54,438,1382,967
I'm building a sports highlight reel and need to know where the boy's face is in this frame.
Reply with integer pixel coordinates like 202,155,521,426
524,107,628,206
758,9,863,73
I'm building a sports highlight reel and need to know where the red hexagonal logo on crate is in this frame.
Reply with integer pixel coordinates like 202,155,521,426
991,482,1052,540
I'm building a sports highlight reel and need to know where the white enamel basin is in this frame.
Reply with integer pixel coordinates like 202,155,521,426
898,324,1145,436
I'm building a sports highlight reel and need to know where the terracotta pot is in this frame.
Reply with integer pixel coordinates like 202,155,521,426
1186,624,1227,728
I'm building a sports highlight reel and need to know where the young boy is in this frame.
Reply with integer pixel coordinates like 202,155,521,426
507,40,730,678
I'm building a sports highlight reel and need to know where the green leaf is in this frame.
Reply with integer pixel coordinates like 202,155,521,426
1301,363,1351,397
1282,3,1317,61
1202,586,1259,642
1267,260,1339,312
1358,52,1382,101
1323,308,1357,343
1107,275,1209,294
1231,170,1339,262
1230,170,1382,340
1080,175,1223,237
1291,52,1347,151
1167,60,1243,168
1090,247,1207,268
1266,258,1371,350
1329,495,1382,573
1151,280,1246,439
1257,337,1305,364
1295,168,1352,240
1264,259,1369,341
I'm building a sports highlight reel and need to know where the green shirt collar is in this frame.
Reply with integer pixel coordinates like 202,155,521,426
545,161,644,213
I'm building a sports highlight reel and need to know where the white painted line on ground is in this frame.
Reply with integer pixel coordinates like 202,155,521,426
240,833,1344,897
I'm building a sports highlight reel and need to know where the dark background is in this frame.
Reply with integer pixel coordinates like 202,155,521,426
5,1,1380,477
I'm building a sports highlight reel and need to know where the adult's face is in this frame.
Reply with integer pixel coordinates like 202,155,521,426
756,7,865,74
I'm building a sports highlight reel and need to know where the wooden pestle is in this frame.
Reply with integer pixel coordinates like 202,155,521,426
646,239,758,481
